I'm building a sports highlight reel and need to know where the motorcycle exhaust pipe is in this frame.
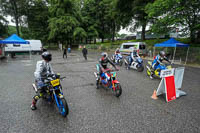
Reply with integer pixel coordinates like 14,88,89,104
32,83,38,92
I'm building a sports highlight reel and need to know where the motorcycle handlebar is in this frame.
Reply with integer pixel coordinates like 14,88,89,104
60,77,66,80
104,69,119,72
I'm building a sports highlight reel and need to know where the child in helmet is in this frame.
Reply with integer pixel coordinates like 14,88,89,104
31,52,54,110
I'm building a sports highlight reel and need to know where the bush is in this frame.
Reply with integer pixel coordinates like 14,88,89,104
43,44,59,50
109,45,119,49
101,45,107,50
86,44,98,49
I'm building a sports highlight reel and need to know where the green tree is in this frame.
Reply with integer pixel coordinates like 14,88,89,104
81,0,99,43
73,27,87,43
48,0,79,46
0,0,27,36
105,0,121,42
146,0,200,43
25,0,49,43
116,0,154,40
0,12,8,37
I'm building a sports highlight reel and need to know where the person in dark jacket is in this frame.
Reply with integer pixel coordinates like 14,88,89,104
82,45,88,60
63,48,67,58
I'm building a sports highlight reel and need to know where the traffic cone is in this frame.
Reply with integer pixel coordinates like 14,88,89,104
151,90,158,100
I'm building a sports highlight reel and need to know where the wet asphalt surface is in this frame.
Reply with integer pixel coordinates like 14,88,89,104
0,50,200,133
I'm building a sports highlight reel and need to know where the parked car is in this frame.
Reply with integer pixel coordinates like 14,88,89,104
119,42,147,56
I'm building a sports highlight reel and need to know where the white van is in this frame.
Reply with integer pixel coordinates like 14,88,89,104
119,42,147,56
5,40,42,54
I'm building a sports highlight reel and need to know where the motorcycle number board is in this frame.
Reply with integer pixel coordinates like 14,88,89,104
51,79,60,87
160,69,174,78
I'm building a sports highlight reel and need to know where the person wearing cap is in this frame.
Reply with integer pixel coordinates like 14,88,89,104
31,52,54,110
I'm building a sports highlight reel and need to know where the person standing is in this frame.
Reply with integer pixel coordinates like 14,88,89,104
82,45,88,60
63,48,67,58
68,46,71,53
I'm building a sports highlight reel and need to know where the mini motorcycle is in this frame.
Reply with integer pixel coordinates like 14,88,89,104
146,61,172,79
32,74,69,117
94,64,122,97
111,54,123,66
124,56,144,72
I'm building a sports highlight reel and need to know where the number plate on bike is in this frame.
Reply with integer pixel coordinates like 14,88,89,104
51,79,60,87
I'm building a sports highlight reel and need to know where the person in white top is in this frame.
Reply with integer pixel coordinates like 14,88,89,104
31,52,54,110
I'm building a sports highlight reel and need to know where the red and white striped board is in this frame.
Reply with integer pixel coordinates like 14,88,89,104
157,69,176,102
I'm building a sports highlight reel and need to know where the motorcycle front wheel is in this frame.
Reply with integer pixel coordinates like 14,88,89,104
58,98,69,117
96,79,101,89
124,59,128,69
119,60,123,66
137,65,144,72
146,68,151,76
114,83,122,97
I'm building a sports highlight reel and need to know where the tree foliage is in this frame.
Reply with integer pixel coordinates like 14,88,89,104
0,0,199,45
48,0,79,46
146,0,200,43
116,0,154,40
25,0,49,43
0,11,8,37
0,0,28,36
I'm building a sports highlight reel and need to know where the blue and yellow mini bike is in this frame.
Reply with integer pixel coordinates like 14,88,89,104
32,74,69,117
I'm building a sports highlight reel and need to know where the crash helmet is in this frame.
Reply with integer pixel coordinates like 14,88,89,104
101,52,108,59
42,52,52,62
159,51,166,57
116,48,120,53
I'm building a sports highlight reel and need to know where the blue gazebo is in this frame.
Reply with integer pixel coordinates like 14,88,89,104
0,34,31,58
154,38,189,64
0,34,29,44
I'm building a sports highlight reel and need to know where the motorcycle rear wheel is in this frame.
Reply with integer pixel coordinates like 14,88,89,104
114,83,122,97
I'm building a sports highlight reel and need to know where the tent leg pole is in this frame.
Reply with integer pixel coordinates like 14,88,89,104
185,47,189,65
153,47,155,58
29,44,31,60
172,47,176,63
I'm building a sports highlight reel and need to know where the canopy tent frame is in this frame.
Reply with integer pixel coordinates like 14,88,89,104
185,47,189,65
154,38,189,65
172,47,176,63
